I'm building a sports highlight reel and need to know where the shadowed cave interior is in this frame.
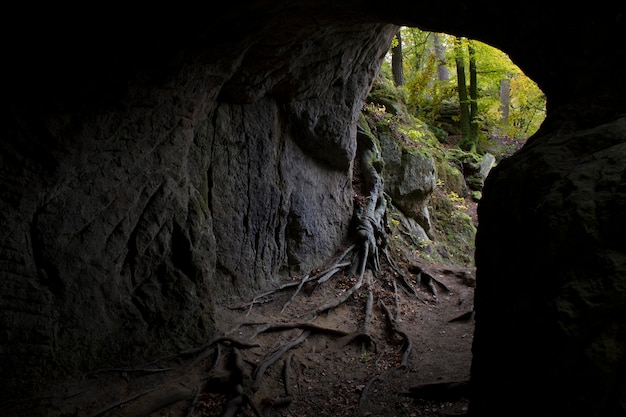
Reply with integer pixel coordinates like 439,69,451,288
1,4,626,417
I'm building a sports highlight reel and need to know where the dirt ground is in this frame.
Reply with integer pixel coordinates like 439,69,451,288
27,265,474,417
19,206,476,417
4,102,502,417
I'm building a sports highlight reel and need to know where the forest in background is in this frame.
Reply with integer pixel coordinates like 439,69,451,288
359,28,547,268
385,27,546,153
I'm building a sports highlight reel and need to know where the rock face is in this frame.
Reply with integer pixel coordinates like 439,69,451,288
1,3,626,416
471,118,626,416
0,11,396,397
376,124,437,234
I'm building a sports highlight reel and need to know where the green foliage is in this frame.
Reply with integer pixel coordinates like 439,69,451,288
428,187,476,267
390,27,546,145
505,75,546,138
405,54,437,109
390,34,399,49
362,73,477,268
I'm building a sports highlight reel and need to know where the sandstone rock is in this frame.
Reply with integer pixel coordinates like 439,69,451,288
479,152,496,180
0,13,397,399
472,117,626,416
376,125,437,234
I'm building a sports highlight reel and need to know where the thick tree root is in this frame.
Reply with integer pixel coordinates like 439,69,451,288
265,353,296,407
252,330,309,392
379,300,412,368
408,263,452,299
245,321,350,339
83,123,437,417
191,123,422,416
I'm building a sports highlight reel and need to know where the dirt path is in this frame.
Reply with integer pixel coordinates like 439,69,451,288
17,195,479,417
27,255,473,417
227,260,476,417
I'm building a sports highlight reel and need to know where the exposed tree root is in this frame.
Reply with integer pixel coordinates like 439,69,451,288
408,263,452,299
83,123,442,417
448,310,474,323
379,299,412,368
265,353,295,407
184,387,201,417
252,330,309,392
244,321,350,339
385,248,427,302
359,372,384,411
186,123,423,416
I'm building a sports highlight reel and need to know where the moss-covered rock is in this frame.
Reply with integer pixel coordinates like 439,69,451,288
362,75,477,268
367,72,411,122
428,188,476,267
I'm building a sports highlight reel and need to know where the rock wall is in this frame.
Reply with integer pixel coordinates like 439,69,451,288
0,13,396,398
376,124,436,235
471,118,626,416
2,3,626,416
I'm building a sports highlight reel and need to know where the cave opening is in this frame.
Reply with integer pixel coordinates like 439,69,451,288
366,25,547,274
381,26,547,147
3,6,624,416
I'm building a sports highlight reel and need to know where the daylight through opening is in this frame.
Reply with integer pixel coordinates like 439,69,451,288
367,26,546,268
338,26,548,413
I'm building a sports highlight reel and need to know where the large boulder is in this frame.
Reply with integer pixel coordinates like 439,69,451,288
471,117,626,416
376,124,437,234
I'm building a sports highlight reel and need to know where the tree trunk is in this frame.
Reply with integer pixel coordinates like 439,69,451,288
434,33,449,82
468,40,478,153
391,29,405,87
455,37,471,149
499,77,510,122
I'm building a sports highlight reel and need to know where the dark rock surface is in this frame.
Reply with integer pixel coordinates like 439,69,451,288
1,3,626,416
377,124,437,234
0,9,396,398
472,118,626,416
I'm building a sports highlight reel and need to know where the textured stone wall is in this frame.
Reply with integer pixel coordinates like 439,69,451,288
2,3,626,416
0,12,396,398
470,118,626,416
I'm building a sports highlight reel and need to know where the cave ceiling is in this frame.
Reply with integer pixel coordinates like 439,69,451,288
5,3,625,130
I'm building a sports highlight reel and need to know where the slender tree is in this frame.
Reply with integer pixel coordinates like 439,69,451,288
391,29,405,86
499,77,511,122
396,29,545,140
434,33,449,82
455,37,471,149
468,40,478,152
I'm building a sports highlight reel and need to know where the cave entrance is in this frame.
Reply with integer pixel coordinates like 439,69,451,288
367,26,546,269
384,27,546,144
193,31,547,417
26,26,547,417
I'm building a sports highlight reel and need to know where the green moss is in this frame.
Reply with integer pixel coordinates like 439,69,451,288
446,147,481,166
362,74,477,268
434,158,466,197
367,73,408,119
428,189,477,267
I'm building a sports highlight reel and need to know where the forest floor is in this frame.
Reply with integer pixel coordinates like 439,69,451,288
27,197,478,417
18,125,497,417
